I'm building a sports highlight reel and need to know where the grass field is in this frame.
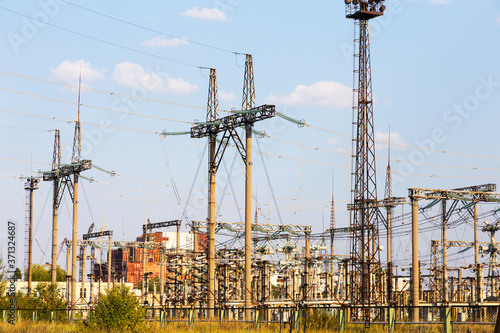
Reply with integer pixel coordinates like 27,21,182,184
0,320,495,333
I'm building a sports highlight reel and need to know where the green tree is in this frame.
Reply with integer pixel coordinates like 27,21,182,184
27,264,50,281
11,283,67,322
13,267,22,280
0,251,7,298
24,265,67,282
56,266,66,282
85,286,145,332
0,252,6,281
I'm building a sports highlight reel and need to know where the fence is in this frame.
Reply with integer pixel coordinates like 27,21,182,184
1,304,498,332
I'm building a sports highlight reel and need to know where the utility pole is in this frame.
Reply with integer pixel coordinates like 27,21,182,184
442,200,448,304
474,202,482,303
330,176,336,275
207,68,218,319
411,196,419,322
242,54,255,320
43,129,61,284
24,177,39,294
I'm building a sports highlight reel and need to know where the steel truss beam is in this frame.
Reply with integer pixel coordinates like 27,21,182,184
83,230,113,240
191,220,311,234
408,187,500,202
190,105,275,139
143,220,181,234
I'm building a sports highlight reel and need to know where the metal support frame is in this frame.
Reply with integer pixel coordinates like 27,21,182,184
345,2,386,323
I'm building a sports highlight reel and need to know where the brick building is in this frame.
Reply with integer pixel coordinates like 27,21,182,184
95,231,206,287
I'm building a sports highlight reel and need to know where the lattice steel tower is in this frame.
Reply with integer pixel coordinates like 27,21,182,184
345,0,386,323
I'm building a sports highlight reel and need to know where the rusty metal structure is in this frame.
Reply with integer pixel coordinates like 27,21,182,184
345,0,386,324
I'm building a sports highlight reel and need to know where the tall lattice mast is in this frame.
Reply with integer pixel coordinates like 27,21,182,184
207,68,219,122
72,70,82,164
242,54,255,110
330,175,336,230
384,128,392,200
345,0,386,323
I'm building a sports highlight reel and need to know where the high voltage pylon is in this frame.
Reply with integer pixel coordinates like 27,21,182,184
345,0,386,324
42,72,92,306
191,56,275,320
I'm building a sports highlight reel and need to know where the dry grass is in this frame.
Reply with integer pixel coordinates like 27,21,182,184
0,320,77,333
0,320,495,332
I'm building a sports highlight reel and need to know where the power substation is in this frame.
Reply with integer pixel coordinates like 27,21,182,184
6,1,500,332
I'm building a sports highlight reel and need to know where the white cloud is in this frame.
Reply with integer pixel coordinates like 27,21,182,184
429,0,452,4
374,131,407,152
326,137,341,146
142,37,188,48
383,98,393,107
410,0,452,3
181,7,231,21
165,76,199,96
50,59,105,83
113,62,198,96
219,90,238,103
497,16,500,26
265,81,351,108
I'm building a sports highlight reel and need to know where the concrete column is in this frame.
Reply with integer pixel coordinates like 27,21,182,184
191,225,199,318
176,223,181,254
107,235,112,290
51,180,59,284
474,203,482,303
330,230,335,275
142,233,146,297
387,207,392,263
304,230,311,300
442,200,448,303
66,244,70,302
193,226,198,253
71,174,79,306
160,263,164,305
66,245,70,280
458,270,462,302
244,124,253,320
27,184,34,293
411,198,419,322
81,246,86,301
208,135,216,319
387,206,393,304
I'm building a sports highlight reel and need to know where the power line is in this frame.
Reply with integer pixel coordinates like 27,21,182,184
0,5,209,70
59,0,241,55
0,70,225,113
0,86,193,124
2,69,500,163
3,104,500,181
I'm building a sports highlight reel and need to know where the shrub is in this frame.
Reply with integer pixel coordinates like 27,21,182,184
305,308,338,330
85,285,145,332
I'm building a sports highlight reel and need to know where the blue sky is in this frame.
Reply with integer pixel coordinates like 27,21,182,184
1,0,500,272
